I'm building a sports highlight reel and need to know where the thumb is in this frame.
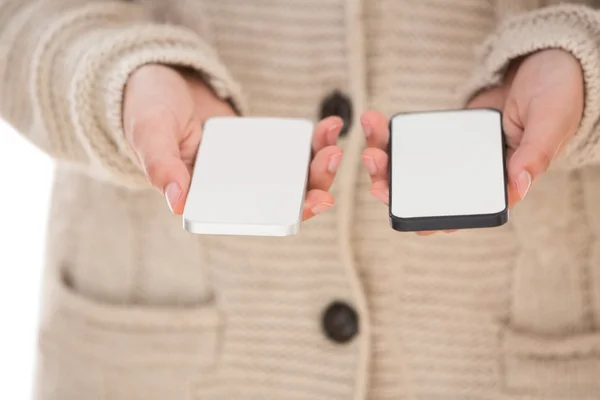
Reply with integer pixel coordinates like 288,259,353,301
146,155,191,215
127,111,191,214
506,104,566,202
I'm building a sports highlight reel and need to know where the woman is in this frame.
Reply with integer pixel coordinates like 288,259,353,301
1,0,599,398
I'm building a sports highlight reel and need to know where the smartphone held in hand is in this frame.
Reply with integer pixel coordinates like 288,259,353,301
183,117,313,237
388,108,509,232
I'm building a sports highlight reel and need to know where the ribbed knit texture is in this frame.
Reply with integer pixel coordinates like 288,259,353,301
0,0,245,188
2,0,600,399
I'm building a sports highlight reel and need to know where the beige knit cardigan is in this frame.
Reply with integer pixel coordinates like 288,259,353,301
2,0,600,399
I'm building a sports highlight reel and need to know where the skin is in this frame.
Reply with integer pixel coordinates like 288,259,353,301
124,49,583,230
123,64,344,220
360,49,585,236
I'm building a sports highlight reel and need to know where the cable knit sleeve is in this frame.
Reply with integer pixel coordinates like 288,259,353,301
461,3,600,169
0,0,246,187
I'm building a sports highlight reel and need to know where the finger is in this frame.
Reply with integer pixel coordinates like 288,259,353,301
146,157,191,215
507,141,544,203
503,147,521,209
128,112,190,215
309,146,343,191
362,148,389,184
506,100,572,202
302,189,334,221
361,110,390,150
369,180,389,205
361,147,389,205
507,181,520,209
312,116,344,154
501,96,525,153
490,96,527,208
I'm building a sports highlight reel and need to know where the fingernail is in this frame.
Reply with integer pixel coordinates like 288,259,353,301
311,202,332,215
361,119,372,138
362,155,378,175
164,182,181,212
516,170,532,200
328,153,342,173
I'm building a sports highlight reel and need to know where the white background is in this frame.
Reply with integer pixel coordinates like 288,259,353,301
0,119,53,399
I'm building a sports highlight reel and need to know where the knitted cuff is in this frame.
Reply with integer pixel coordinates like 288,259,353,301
460,4,600,167
70,24,247,187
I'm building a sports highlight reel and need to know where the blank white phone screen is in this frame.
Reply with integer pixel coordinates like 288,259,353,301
183,117,313,236
390,109,506,219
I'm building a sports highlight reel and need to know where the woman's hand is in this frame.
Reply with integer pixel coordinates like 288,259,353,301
360,49,584,235
123,64,343,219
468,49,584,207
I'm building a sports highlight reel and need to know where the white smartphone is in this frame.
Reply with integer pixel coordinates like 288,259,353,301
389,108,508,232
183,117,313,236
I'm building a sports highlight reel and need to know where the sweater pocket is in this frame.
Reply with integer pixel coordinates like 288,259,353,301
34,269,223,400
498,172,600,398
498,243,600,397
500,327,600,397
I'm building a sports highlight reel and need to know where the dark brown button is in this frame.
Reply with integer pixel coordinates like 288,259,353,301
319,90,353,137
322,301,358,344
